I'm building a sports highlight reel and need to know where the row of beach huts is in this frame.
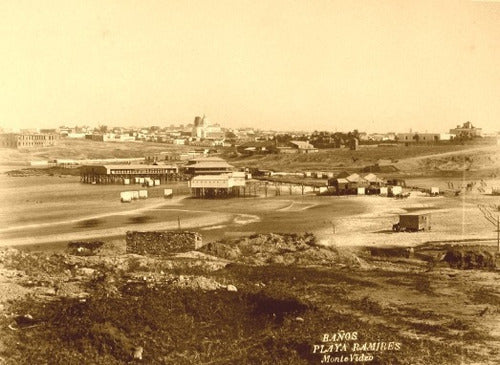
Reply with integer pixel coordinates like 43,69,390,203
123,177,162,186
120,188,173,202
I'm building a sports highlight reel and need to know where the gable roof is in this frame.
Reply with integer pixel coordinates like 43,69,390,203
187,161,233,169
346,173,365,183
335,170,351,178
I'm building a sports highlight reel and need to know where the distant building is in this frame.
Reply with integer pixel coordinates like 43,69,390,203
66,133,87,139
0,134,18,148
184,157,234,175
173,138,186,145
396,133,454,143
39,128,57,134
289,140,318,153
191,115,224,140
0,133,58,148
85,133,136,142
449,122,482,138
237,141,277,155
363,133,396,142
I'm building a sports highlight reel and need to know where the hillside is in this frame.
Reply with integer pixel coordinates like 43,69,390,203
394,145,500,175
1,141,499,178
0,140,191,166
227,144,500,177
1,235,499,364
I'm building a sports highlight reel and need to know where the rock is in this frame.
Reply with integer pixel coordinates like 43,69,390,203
14,314,37,327
44,288,57,296
175,276,221,291
133,346,143,360
76,268,96,276
227,284,238,292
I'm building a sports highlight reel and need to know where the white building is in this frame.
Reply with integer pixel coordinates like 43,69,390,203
188,172,246,198
396,133,455,143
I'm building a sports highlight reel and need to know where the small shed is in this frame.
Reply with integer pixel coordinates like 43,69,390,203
393,213,431,232
328,178,349,195
389,186,403,196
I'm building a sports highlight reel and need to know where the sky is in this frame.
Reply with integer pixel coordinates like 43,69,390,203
0,0,499,133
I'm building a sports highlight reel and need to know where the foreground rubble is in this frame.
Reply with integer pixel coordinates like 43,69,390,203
0,234,499,364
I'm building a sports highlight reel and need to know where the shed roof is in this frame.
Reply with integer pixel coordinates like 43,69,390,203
346,173,366,183
335,171,351,178
191,174,230,181
399,213,431,217
363,173,384,183
188,156,225,163
187,161,233,169
103,164,177,170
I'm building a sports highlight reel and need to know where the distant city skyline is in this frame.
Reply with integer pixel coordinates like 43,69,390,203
0,120,487,136
1,1,499,133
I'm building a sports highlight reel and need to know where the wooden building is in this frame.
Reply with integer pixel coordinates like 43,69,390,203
188,172,246,198
393,213,431,232
183,158,234,175
81,164,179,184
328,173,386,195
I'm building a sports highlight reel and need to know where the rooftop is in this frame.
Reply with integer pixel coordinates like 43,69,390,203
101,164,177,170
191,174,230,181
187,161,234,169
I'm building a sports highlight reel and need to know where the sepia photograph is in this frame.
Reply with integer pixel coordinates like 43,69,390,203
0,1,499,364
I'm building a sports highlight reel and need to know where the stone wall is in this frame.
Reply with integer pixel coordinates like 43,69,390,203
442,249,496,270
126,231,203,255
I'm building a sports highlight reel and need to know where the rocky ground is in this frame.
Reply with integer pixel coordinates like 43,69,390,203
0,234,499,364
